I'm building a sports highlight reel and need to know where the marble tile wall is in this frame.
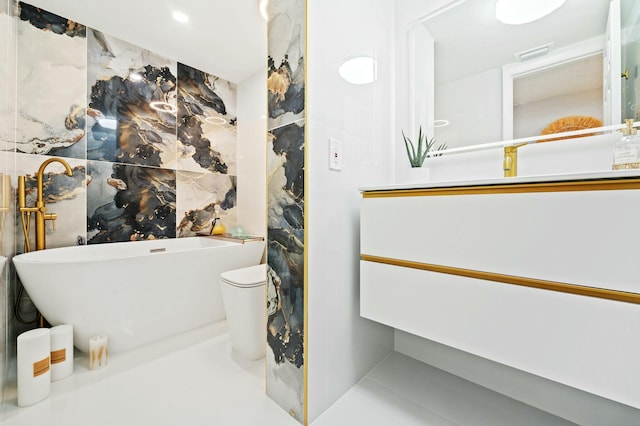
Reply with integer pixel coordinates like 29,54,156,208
266,0,306,423
10,1,238,249
0,0,16,415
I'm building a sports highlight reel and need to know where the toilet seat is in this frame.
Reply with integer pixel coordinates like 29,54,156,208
220,264,266,288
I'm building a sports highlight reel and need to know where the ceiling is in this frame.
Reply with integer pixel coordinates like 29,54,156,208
25,0,267,84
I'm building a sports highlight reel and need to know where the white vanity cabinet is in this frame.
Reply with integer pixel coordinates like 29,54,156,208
360,174,640,409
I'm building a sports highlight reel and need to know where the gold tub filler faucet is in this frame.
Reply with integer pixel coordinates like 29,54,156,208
18,157,73,252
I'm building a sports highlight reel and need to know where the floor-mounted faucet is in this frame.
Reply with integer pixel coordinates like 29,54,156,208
18,157,73,252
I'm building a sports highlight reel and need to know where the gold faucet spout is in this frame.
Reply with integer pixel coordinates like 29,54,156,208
36,157,73,206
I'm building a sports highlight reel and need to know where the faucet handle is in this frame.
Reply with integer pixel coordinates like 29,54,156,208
45,212,57,230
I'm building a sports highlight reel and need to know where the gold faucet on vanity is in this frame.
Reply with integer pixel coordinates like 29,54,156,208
503,142,531,177
18,157,73,252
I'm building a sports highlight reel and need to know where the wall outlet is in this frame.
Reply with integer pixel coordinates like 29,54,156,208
329,138,343,171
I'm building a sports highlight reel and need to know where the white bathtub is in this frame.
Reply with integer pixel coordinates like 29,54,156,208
13,237,264,353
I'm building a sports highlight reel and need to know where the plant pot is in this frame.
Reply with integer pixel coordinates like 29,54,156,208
398,166,430,184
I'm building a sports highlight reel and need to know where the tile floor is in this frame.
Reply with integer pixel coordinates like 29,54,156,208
312,352,576,426
2,323,576,426
1,322,299,426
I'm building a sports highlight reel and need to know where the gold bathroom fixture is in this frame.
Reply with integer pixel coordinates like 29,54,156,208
622,68,630,80
18,157,73,252
503,142,530,177
0,174,10,256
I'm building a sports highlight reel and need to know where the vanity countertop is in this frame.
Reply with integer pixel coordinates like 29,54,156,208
360,169,640,192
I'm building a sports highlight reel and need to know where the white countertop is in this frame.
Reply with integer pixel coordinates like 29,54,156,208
360,169,640,192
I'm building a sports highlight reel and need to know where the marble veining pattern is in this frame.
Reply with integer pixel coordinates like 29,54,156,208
87,161,176,243
87,30,177,168
176,170,237,237
267,0,306,130
15,2,86,158
0,11,16,149
266,0,306,422
177,63,237,174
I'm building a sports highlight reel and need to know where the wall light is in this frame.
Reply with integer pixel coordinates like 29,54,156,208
172,11,189,23
496,0,566,25
338,56,377,85
259,0,269,21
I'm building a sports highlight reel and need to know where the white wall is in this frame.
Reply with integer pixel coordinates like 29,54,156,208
307,0,396,421
237,68,267,237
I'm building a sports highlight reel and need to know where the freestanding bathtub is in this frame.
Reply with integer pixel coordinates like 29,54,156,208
13,236,264,354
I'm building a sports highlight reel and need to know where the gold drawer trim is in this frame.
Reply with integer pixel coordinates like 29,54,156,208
362,178,640,198
361,254,640,304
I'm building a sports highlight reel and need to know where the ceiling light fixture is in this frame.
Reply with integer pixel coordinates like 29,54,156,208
496,0,566,25
338,56,377,85
172,11,189,23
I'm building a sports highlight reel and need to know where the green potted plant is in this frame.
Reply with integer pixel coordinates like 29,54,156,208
402,126,446,167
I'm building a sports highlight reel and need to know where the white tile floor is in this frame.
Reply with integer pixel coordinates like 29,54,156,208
312,352,577,426
1,322,299,426
2,323,576,426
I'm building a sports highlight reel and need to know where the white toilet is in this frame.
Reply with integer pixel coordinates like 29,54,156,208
219,264,267,360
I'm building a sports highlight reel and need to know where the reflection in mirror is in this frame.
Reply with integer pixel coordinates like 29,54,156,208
413,0,614,149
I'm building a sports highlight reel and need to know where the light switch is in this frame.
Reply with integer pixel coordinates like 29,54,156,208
329,138,343,171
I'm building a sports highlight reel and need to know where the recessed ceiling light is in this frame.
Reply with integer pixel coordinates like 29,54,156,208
496,0,566,25
172,11,189,23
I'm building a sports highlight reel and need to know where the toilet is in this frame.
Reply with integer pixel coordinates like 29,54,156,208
219,264,267,360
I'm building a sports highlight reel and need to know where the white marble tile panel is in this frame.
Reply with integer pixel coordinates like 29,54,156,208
16,13,86,158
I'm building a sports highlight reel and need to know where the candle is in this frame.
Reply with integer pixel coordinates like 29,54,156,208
50,324,73,381
89,335,108,370
17,328,51,407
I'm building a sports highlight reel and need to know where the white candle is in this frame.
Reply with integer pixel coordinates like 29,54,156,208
89,335,108,370
17,328,51,407
50,324,73,381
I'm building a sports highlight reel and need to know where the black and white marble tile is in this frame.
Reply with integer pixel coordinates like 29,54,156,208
87,160,176,243
87,30,177,168
15,2,87,159
266,119,305,422
176,170,237,237
0,10,16,151
177,63,237,174
15,153,86,252
267,0,306,131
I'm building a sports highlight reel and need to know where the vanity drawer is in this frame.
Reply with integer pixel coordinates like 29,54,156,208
360,259,640,408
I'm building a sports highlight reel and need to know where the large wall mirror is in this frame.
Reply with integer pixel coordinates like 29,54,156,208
411,0,639,150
